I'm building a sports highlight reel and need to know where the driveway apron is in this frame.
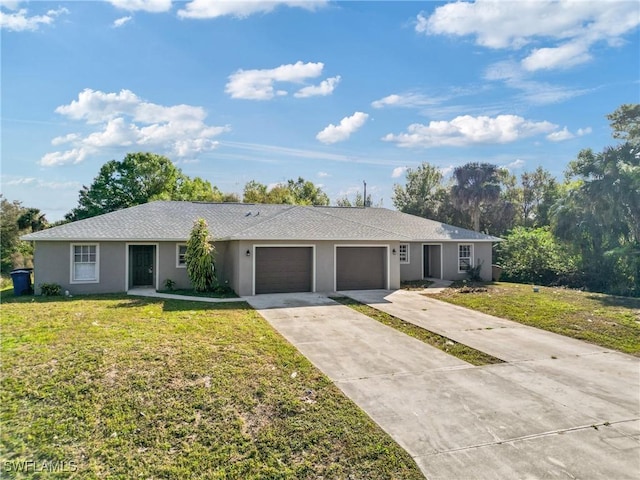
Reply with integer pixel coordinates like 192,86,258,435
246,292,640,480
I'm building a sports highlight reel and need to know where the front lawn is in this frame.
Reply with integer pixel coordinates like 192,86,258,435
430,282,640,356
0,292,424,479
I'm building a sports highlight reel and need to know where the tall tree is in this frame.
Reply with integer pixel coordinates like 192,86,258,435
607,103,640,145
451,162,501,232
392,163,444,219
520,167,559,227
66,152,235,220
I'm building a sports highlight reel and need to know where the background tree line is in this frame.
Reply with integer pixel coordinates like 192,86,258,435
392,104,639,297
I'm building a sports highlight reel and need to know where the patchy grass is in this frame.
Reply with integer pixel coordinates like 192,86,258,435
431,282,640,356
400,280,434,290
0,292,424,479
331,296,503,366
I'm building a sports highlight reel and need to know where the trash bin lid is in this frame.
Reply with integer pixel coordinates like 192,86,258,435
10,269,33,274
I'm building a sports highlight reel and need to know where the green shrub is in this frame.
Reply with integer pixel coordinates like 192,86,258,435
163,278,176,291
185,218,216,292
40,283,62,296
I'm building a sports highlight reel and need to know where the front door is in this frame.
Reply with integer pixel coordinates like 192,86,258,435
130,245,155,287
423,245,431,278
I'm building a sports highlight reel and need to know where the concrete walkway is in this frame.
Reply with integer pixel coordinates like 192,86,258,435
127,288,246,303
247,291,640,480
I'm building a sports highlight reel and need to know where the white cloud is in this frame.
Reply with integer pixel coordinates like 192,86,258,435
318,171,330,178
383,114,557,148
577,127,592,136
177,0,327,19
371,93,441,109
391,166,408,178
294,75,341,98
504,159,526,170
419,0,640,71
316,112,369,144
40,89,229,166
112,16,132,28
3,175,80,190
484,60,591,105
226,61,325,100
108,0,172,12
546,127,574,142
0,5,68,32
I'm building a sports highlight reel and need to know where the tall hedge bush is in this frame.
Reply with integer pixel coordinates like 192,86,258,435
185,218,216,292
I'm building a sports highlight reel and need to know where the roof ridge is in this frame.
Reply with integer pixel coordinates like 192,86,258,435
310,206,414,241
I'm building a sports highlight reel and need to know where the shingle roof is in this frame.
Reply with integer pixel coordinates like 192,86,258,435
22,201,500,242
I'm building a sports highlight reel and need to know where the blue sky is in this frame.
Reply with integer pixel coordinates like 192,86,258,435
2,0,639,221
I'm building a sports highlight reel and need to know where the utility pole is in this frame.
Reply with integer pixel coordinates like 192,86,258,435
363,181,367,208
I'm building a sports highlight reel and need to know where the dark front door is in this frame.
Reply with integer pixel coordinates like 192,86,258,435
423,245,430,278
130,245,154,287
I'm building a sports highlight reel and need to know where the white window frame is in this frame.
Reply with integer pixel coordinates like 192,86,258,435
398,243,410,264
70,243,99,284
458,244,473,273
176,243,187,268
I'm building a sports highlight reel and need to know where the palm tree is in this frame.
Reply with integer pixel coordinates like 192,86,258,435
17,208,48,232
451,162,501,232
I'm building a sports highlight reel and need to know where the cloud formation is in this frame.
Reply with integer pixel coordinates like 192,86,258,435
177,0,327,19
112,16,132,27
294,75,341,98
418,0,640,72
391,166,408,178
108,0,172,12
41,89,229,166
383,114,557,148
316,112,369,144
371,93,439,109
226,61,332,100
0,4,68,31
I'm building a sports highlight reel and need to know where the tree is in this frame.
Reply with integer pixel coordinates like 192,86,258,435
17,208,48,232
1,197,46,272
451,162,502,232
66,152,236,220
242,178,329,205
520,167,558,227
392,163,445,219
185,218,216,292
607,103,640,145
336,191,372,207
496,227,578,286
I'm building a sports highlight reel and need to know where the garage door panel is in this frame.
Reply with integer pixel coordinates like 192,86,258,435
336,247,386,290
255,247,312,294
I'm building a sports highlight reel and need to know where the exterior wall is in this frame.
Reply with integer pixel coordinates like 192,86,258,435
33,241,126,294
231,239,401,296
400,241,494,282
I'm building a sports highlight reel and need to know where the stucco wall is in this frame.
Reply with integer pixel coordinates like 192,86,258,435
33,241,126,294
399,241,493,282
229,239,401,296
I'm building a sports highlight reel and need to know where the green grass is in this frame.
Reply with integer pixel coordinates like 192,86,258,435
331,296,503,366
0,290,424,479
430,282,640,356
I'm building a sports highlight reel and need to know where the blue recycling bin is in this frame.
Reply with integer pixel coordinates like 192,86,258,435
10,269,33,296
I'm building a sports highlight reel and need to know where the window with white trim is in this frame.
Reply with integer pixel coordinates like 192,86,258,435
458,244,472,272
177,244,187,268
71,244,99,283
398,243,409,264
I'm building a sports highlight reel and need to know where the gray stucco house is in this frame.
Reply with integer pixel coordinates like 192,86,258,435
22,201,500,296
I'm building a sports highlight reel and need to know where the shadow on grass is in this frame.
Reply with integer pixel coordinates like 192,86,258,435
585,294,640,309
161,299,252,312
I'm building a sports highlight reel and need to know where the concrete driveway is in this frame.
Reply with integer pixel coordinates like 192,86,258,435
245,291,640,480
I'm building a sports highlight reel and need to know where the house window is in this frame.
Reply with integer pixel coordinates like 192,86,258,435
458,244,472,272
177,244,187,268
71,244,99,283
398,244,409,264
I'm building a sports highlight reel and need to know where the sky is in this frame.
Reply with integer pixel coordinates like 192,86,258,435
1,0,639,221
